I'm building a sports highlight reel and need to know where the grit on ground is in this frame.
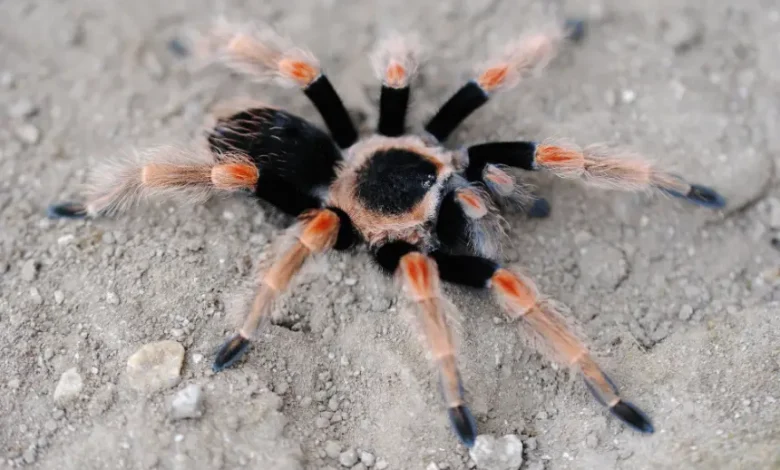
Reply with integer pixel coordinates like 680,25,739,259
0,0,778,469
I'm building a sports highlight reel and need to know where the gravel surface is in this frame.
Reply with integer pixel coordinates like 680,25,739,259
1,0,779,469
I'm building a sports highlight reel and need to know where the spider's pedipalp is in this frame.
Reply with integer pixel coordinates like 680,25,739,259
436,186,507,259
205,20,357,148
372,33,421,137
424,24,568,142
47,147,258,219
213,208,347,372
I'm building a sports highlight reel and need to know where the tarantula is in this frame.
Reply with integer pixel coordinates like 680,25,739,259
48,19,725,448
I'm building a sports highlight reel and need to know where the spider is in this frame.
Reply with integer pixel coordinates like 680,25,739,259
48,19,725,448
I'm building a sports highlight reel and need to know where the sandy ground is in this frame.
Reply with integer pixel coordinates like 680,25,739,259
1,0,779,469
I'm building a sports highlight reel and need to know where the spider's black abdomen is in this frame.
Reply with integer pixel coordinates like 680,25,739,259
208,108,341,189
208,108,342,215
356,149,438,215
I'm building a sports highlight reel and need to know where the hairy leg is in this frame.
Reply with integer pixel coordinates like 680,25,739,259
48,147,258,219
430,251,655,433
375,243,478,447
371,33,421,137
204,20,358,148
213,207,356,371
463,141,725,208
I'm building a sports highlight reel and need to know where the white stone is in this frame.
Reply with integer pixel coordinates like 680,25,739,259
54,368,83,405
170,384,204,419
126,340,185,392
469,435,524,470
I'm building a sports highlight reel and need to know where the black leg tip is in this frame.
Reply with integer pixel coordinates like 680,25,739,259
685,184,726,209
448,405,478,448
610,400,655,433
665,184,726,209
212,334,251,372
47,202,88,219
527,197,551,218
167,38,189,58
565,19,587,42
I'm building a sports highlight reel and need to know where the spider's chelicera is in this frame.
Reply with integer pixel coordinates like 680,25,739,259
49,19,725,448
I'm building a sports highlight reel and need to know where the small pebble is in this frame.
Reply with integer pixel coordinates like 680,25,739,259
170,384,204,420
315,416,329,428
15,123,41,144
54,290,65,305
23,447,36,464
339,449,358,467
360,451,375,467
469,435,524,470
8,99,38,119
375,460,389,470
328,396,340,411
54,368,83,405
30,287,43,305
426,464,439,470
678,304,694,321
126,340,185,392
585,434,599,449
106,291,120,305
324,440,342,459
526,438,537,451
620,89,636,104
21,259,38,281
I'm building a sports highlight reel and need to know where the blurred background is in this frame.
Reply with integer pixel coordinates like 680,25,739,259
1,1,778,469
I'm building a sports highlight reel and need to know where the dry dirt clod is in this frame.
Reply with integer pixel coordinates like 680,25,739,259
324,440,342,459
21,259,38,281
126,340,185,392
339,448,358,467
53,367,83,405
14,123,41,144
170,384,204,419
469,435,524,470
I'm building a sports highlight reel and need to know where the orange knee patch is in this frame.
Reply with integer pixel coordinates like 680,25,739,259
536,145,585,169
399,253,438,301
491,269,536,313
483,165,516,196
299,210,340,251
455,188,488,219
211,163,259,190
385,61,407,88
278,58,319,86
477,65,510,92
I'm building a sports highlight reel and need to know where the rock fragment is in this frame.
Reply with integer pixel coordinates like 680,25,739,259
469,435,524,470
126,340,185,392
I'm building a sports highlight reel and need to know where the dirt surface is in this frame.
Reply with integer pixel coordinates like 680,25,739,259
1,0,779,469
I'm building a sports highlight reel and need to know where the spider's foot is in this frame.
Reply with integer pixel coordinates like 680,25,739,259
448,405,478,448
527,197,551,218
47,202,88,219
665,184,726,209
610,400,655,433
213,333,251,372
565,19,587,43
